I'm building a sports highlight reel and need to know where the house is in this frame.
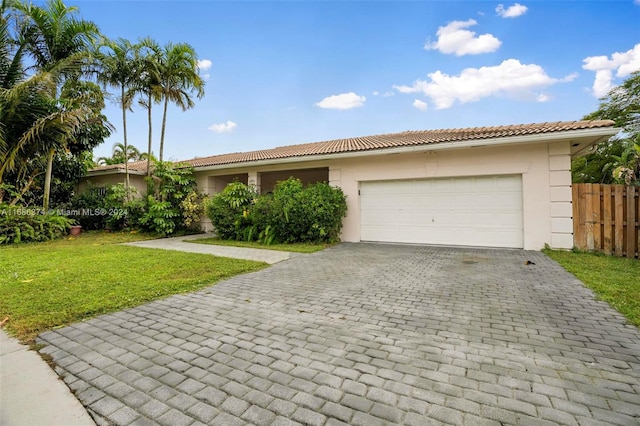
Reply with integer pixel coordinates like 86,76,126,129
83,120,617,250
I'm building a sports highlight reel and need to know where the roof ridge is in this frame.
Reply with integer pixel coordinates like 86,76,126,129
90,120,616,172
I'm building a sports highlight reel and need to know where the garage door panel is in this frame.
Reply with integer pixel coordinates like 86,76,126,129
360,175,523,248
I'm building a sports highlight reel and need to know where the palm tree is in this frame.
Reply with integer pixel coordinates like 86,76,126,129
94,37,138,199
136,37,161,176
112,141,144,162
158,42,204,162
1,0,99,206
0,66,98,205
95,142,145,165
12,0,99,211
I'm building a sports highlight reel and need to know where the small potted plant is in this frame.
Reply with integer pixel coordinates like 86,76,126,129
69,223,82,236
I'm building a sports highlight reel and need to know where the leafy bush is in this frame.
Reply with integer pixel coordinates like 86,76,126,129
206,178,347,244
72,162,203,236
141,161,201,235
70,184,109,230
103,184,144,231
0,205,74,244
205,181,256,240
259,178,307,243
71,183,142,231
250,194,277,244
254,178,347,243
298,181,348,243
181,191,205,230
139,196,178,236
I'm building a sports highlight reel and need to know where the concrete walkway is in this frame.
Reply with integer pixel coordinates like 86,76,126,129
36,244,640,425
123,234,297,264
0,330,95,426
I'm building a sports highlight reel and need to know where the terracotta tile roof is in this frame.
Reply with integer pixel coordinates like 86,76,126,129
183,120,615,168
89,120,615,173
90,160,148,173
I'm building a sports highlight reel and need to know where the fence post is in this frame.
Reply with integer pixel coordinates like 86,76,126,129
614,185,625,256
602,185,612,255
592,184,602,251
628,186,637,258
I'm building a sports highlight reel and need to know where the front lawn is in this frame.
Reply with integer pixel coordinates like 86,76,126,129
188,237,330,253
544,249,640,327
0,232,267,342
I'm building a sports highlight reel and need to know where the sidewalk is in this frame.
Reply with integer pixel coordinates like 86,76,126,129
123,233,298,264
0,330,95,426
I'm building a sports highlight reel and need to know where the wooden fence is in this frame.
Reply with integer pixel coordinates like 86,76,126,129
572,183,639,258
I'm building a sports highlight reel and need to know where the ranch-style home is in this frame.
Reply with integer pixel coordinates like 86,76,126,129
83,120,617,250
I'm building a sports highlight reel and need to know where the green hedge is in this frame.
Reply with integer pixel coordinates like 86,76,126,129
204,181,256,240
70,162,203,236
205,178,347,244
0,205,74,244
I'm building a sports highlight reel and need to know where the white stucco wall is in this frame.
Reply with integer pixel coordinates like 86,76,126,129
78,174,147,197
547,142,573,249
193,140,570,250
329,142,558,250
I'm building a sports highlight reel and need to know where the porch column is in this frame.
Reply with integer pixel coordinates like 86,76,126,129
548,142,573,249
248,171,261,194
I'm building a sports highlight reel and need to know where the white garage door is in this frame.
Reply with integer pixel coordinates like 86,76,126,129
360,175,523,248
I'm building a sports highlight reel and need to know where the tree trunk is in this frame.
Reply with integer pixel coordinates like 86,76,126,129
147,92,153,177
122,85,130,201
42,147,55,211
159,95,169,162
10,173,38,207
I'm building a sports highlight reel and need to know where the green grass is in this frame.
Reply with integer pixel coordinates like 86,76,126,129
544,249,640,327
188,237,331,253
0,231,267,342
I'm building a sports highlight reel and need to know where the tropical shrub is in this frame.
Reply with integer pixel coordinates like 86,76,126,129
0,204,74,244
71,162,202,236
103,184,145,231
298,181,348,243
140,161,202,235
139,196,178,236
206,178,347,244
253,178,347,243
70,184,109,230
71,183,143,231
180,191,205,230
205,181,256,240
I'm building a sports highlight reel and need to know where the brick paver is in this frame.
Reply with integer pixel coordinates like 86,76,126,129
38,244,640,425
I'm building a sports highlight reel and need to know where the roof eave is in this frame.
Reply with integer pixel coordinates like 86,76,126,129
192,126,619,173
86,168,147,177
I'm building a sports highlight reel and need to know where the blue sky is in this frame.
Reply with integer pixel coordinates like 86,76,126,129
72,1,640,162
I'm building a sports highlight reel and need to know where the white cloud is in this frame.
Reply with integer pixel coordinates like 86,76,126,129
372,91,380,96
314,92,366,110
562,72,579,83
413,99,428,111
425,19,501,56
536,93,551,102
198,59,212,71
198,59,212,80
208,120,237,133
582,43,640,98
382,91,395,97
496,3,528,18
393,59,568,109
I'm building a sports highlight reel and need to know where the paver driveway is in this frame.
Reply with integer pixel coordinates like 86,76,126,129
39,244,640,426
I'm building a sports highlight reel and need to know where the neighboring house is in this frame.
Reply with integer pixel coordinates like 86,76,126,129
82,120,617,250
